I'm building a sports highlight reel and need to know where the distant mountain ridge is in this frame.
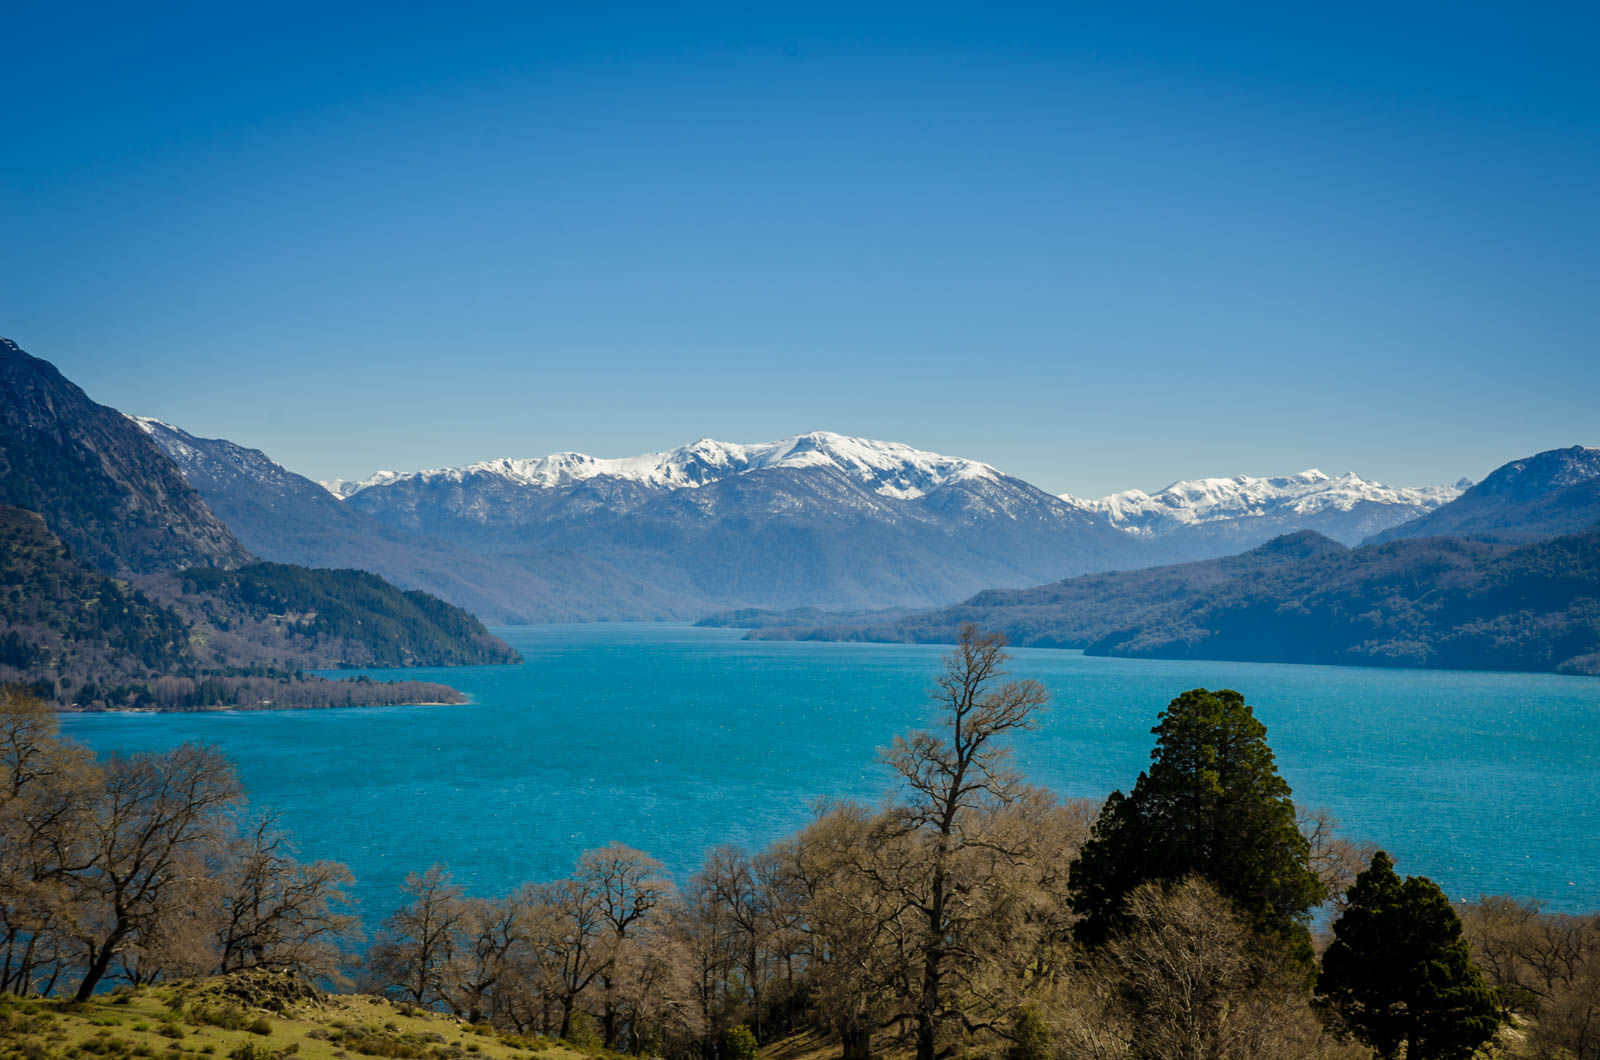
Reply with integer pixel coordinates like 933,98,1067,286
325,433,1002,501
131,417,676,623
294,434,1458,619
1065,469,1462,550
325,431,1153,614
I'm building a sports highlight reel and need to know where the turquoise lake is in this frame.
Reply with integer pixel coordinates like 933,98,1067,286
57,624,1600,920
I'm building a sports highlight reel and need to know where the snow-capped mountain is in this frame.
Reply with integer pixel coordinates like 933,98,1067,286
323,433,1002,502
131,414,1471,621
321,431,1150,613
1064,469,1462,549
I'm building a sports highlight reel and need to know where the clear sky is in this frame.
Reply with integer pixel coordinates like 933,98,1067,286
3,2,1596,497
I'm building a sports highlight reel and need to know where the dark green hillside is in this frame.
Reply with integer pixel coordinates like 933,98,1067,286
755,527,1600,676
747,530,1347,647
0,506,472,709
1088,529,1600,674
0,505,190,689
176,562,522,668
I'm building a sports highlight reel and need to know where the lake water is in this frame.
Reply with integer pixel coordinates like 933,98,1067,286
57,624,1600,921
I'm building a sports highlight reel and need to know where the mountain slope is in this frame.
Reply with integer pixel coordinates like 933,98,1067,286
168,562,521,669
1369,446,1600,544
0,337,251,574
0,338,521,706
0,505,191,684
1067,469,1461,552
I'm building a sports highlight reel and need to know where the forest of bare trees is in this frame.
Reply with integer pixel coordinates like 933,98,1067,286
4,631,1599,1060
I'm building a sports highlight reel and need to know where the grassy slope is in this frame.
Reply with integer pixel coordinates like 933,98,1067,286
0,973,588,1060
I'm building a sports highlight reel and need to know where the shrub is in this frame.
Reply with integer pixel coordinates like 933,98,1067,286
719,1025,759,1060
190,1004,249,1032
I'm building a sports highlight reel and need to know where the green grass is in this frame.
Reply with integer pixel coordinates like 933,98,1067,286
0,975,590,1060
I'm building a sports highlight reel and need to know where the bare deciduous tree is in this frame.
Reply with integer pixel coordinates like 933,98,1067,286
878,624,1050,1060
216,811,357,982
367,863,466,1006
72,743,241,999
1108,877,1362,1060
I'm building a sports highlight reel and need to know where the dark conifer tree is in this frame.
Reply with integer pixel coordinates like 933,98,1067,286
1318,851,1504,1060
1068,688,1324,970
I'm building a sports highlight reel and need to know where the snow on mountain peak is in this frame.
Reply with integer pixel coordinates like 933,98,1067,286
1062,469,1462,538
128,415,173,435
321,432,1002,500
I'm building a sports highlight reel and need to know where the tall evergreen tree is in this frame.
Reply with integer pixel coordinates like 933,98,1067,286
1068,688,1324,968
1318,851,1504,1060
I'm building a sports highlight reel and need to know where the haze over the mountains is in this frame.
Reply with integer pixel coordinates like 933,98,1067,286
138,414,1469,623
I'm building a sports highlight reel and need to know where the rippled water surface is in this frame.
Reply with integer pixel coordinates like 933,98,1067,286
58,625,1600,919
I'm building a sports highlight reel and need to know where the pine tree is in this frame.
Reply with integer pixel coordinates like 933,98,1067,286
1068,688,1324,969
1318,851,1504,1060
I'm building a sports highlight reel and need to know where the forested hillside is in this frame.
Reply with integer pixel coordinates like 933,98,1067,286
0,506,190,686
1089,528,1600,674
171,563,521,668
746,530,1345,647
754,528,1600,676
0,506,472,709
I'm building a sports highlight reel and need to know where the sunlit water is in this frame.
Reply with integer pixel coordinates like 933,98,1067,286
58,624,1600,922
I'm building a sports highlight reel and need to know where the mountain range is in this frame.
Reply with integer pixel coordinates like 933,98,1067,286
138,414,1466,622
741,447,1600,675
1066,469,1463,553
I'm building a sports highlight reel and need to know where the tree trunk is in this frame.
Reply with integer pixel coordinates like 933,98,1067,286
601,974,618,1048
917,855,946,1060
559,996,574,1041
75,926,127,1002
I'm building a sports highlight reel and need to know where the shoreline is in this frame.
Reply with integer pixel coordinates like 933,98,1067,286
54,696,470,715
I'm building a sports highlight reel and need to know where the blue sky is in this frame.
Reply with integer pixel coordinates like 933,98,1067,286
3,2,1596,496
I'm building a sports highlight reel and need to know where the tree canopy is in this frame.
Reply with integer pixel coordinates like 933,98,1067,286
1319,851,1504,1060
1068,687,1325,968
